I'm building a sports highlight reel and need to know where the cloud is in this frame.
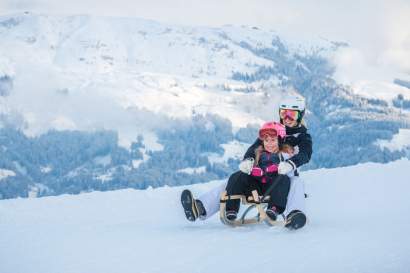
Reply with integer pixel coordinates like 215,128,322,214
329,0,410,84
381,0,410,74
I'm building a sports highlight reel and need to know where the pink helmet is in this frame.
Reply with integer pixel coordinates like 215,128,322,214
258,121,286,140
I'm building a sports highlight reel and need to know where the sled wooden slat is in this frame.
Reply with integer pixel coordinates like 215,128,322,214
219,191,285,227
220,191,271,205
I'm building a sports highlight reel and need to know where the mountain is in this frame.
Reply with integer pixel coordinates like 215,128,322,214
1,159,410,273
1,12,410,199
394,79,410,90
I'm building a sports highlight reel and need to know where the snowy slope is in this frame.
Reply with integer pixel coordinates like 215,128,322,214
352,80,410,105
1,159,409,273
0,12,289,148
376,129,410,152
2,12,410,201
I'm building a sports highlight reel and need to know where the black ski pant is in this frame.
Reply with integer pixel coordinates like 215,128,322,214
225,171,290,214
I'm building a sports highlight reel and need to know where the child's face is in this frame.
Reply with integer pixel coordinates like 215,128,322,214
263,136,279,153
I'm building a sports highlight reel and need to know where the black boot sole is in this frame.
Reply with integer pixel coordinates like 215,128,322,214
285,211,307,230
181,189,198,222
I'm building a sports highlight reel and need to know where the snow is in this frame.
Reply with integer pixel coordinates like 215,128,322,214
0,55,14,77
93,155,112,166
0,13,286,148
351,80,410,104
13,161,26,175
131,159,143,169
208,140,249,164
50,116,77,131
95,173,113,183
375,129,410,152
40,166,53,174
177,166,207,174
28,183,50,198
1,159,410,273
0,169,15,180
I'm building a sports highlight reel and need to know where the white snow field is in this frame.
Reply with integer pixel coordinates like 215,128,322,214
1,159,410,273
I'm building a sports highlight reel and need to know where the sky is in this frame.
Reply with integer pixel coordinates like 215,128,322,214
1,0,410,84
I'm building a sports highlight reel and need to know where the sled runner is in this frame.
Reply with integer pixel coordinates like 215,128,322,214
219,190,287,227
220,174,293,227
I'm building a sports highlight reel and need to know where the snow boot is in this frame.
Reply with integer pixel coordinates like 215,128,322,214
266,205,279,221
181,189,206,222
285,210,307,230
225,210,238,221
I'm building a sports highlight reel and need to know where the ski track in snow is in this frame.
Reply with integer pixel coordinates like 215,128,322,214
1,160,410,273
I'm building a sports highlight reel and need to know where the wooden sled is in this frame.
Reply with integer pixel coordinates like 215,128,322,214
219,190,286,227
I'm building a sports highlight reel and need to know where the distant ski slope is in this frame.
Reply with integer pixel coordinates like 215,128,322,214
1,159,409,273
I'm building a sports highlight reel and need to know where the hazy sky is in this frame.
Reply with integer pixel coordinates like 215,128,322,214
1,0,410,84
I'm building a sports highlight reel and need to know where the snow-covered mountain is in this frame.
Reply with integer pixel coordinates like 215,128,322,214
0,13,298,147
1,159,409,273
1,12,410,199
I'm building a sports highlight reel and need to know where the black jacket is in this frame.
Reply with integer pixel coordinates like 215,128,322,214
243,125,312,168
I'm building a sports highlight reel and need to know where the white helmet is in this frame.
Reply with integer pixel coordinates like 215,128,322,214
279,96,306,123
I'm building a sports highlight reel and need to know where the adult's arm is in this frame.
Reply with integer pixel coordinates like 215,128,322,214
242,138,262,159
287,132,312,168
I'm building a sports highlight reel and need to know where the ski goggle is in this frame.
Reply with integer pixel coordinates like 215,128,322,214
260,131,278,140
279,109,299,121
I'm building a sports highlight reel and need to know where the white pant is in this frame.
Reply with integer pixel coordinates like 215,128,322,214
283,176,306,216
198,176,306,220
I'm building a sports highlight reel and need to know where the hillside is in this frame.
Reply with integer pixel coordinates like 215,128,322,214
1,159,409,273
1,12,410,199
